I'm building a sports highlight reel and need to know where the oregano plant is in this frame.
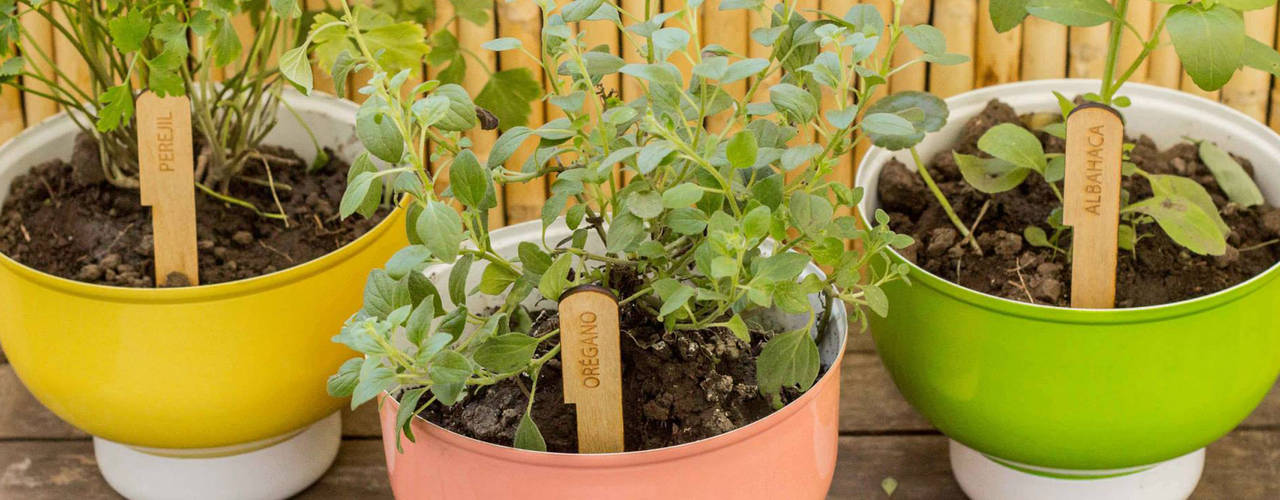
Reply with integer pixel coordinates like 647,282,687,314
888,0,1280,258
0,0,320,220
293,0,958,451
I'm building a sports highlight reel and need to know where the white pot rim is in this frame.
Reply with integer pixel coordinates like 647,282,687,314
856,78,1280,316
0,91,403,300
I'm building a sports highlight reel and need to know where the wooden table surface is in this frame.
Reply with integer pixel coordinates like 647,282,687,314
3,333,1279,499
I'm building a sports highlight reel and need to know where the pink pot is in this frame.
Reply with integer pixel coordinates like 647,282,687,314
377,348,843,499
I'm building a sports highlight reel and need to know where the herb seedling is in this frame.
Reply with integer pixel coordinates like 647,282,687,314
897,0,1280,259
293,0,954,450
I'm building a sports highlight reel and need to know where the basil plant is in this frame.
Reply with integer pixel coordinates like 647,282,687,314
907,0,1280,258
285,0,956,451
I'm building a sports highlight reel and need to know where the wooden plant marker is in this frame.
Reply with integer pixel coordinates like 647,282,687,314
1063,104,1124,309
558,285,623,453
137,92,199,287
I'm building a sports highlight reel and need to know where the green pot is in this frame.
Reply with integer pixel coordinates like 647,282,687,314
856,79,1280,472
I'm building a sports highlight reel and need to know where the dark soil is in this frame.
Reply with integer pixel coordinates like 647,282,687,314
878,99,1280,307
0,133,387,286
418,272,814,452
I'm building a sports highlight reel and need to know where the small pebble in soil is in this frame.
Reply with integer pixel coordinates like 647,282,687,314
232,231,254,246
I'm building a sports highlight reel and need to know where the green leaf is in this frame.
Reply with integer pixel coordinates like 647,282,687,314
756,252,810,282
1025,0,1119,27
662,183,704,208
989,0,1030,32
903,25,945,55
270,0,302,18
863,91,948,150
475,334,540,373
514,411,547,451
326,358,363,397
655,279,695,319
279,46,313,95
478,263,520,295
363,272,409,321
433,84,479,132
627,190,664,219
352,357,396,409
449,150,489,209
756,329,820,406
1243,36,1280,78
482,37,522,51
475,68,542,131
357,97,405,163
386,246,432,279
722,58,769,84
341,153,382,219
406,299,436,346
417,201,464,263
563,0,606,22
107,10,151,53
539,254,573,301
862,113,918,138
727,131,759,168
954,153,1031,193
789,192,833,236
977,123,1046,172
636,141,676,175
1147,174,1231,235
1219,0,1275,11
1024,226,1053,248
95,85,135,133
363,22,430,74
447,253,473,308
1166,3,1245,92
393,386,427,449
606,212,646,253
1198,141,1265,207
518,242,552,275
1124,196,1228,256
862,284,888,317
742,205,772,241
769,83,818,123
726,314,750,343
667,207,709,235
427,350,473,405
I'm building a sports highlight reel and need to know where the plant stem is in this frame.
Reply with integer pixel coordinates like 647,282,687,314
909,147,982,253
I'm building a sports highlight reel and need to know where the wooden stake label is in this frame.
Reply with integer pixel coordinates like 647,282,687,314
137,92,199,286
1063,104,1124,309
558,285,623,453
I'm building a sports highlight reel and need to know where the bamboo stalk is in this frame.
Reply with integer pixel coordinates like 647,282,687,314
0,82,22,143
1118,0,1152,83
459,1,503,228
497,0,546,223
1146,2,1180,88
19,5,57,123
975,0,1020,87
1068,23,1109,78
305,0,337,94
928,0,976,98
1224,5,1275,122
889,0,931,92
1019,16,1068,80
348,0,375,102
703,0,750,131
52,2,92,103
428,0,457,81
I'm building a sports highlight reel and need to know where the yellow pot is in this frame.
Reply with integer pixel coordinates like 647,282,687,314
0,92,405,450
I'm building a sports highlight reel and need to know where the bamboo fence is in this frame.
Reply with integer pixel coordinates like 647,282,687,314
6,1,1280,229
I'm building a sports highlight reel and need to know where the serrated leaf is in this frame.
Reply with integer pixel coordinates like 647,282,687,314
352,357,396,409
326,358,363,397
475,68,542,131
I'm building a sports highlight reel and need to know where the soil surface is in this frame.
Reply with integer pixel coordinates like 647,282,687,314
0,133,387,286
878,99,1280,307
418,271,816,452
